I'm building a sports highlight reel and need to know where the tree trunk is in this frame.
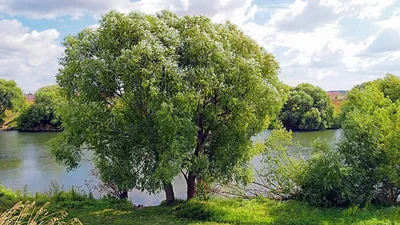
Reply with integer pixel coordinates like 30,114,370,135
187,171,196,200
164,183,175,204
119,190,128,199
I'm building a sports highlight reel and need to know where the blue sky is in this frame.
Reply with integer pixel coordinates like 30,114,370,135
0,0,399,92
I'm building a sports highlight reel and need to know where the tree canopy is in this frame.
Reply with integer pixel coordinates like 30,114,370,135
280,83,334,131
53,10,287,201
16,85,62,131
0,79,25,122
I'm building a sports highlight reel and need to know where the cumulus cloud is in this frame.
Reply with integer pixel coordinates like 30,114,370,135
268,0,338,32
376,14,400,29
1,0,400,91
339,0,395,20
365,29,400,53
267,0,395,32
250,0,399,90
0,19,63,92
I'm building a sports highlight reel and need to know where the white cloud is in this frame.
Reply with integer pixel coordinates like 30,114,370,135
0,19,63,92
266,0,394,33
88,23,100,30
268,0,338,32
339,0,395,20
365,28,400,53
376,14,400,29
247,0,399,90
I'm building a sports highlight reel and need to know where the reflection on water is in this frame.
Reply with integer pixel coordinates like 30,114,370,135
0,129,341,206
0,131,94,195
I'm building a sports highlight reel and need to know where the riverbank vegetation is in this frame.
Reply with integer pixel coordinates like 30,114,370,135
2,185,400,225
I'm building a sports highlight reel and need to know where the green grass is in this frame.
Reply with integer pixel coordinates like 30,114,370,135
177,198,400,225
1,185,400,225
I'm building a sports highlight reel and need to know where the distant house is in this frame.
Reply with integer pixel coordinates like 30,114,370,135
327,90,347,100
25,93,35,103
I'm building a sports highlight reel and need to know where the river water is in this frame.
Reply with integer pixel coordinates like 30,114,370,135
0,129,341,206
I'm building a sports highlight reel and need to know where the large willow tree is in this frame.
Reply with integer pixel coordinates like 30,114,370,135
53,11,287,202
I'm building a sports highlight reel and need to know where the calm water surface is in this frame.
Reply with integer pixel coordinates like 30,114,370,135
0,129,341,205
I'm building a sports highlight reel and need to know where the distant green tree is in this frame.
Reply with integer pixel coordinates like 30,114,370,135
35,85,63,105
0,79,25,122
280,83,334,131
52,10,287,202
16,85,62,131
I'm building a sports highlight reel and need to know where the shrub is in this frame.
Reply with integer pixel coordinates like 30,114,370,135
297,140,356,206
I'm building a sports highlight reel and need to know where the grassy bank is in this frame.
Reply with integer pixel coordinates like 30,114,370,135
1,186,400,225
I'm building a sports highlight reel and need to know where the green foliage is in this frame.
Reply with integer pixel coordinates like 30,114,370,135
297,140,355,207
280,83,334,131
0,79,25,122
35,85,63,105
54,10,287,199
16,85,62,131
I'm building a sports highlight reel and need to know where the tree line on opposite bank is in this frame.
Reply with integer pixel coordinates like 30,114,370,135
1,79,340,133
1,10,399,208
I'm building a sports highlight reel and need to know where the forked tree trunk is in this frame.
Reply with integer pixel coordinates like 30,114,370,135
164,183,175,204
187,171,196,200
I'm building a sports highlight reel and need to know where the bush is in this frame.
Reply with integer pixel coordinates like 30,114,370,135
297,140,356,206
